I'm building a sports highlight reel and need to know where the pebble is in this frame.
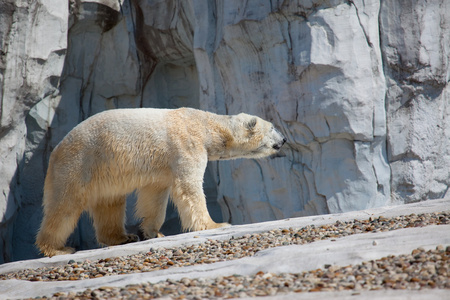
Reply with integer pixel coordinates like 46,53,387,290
1,212,448,283
38,246,447,299
1,212,449,299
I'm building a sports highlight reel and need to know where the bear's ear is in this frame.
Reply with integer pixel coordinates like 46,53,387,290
246,118,257,130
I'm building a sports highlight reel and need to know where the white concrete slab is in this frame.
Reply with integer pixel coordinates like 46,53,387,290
1,224,449,299
238,289,450,300
2,198,449,274
0,199,449,299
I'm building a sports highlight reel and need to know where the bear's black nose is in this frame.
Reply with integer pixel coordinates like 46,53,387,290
273,138,286,150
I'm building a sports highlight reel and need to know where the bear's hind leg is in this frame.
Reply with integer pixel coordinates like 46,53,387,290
135,184,170,239
36,204,83,257
90,196,138,246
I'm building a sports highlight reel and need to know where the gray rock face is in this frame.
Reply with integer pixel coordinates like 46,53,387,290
0,0,68,262
0,0,448,262
380,0,450,203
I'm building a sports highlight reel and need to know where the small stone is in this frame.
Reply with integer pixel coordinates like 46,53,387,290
328,265,340,273
411,248,421,255
174,249,184,256
91,290,102,297
29,277,41,281
423,264,436,275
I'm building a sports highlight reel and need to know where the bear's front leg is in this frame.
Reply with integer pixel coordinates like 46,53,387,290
171,176,230,232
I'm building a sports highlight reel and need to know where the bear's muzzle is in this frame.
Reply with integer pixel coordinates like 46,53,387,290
272,137,287,150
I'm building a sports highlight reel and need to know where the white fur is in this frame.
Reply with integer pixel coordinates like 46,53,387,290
36,108,286,256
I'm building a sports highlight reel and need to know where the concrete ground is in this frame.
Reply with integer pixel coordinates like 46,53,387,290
0,198,449,299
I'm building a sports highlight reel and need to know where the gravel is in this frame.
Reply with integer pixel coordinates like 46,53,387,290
33,246,450,299
1,212,448,282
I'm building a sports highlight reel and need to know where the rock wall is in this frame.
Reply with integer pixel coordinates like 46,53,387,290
0,0,68,262
380,0,450,203
0,0,448,262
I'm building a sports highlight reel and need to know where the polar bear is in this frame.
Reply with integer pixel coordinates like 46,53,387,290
36,107,286,257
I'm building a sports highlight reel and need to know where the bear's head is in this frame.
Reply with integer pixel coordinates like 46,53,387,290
223,113,287,160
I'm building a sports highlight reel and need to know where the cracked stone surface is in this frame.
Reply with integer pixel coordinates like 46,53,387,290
0,0,449,263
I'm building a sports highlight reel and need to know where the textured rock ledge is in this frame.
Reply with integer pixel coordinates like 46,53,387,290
0,199,449,299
